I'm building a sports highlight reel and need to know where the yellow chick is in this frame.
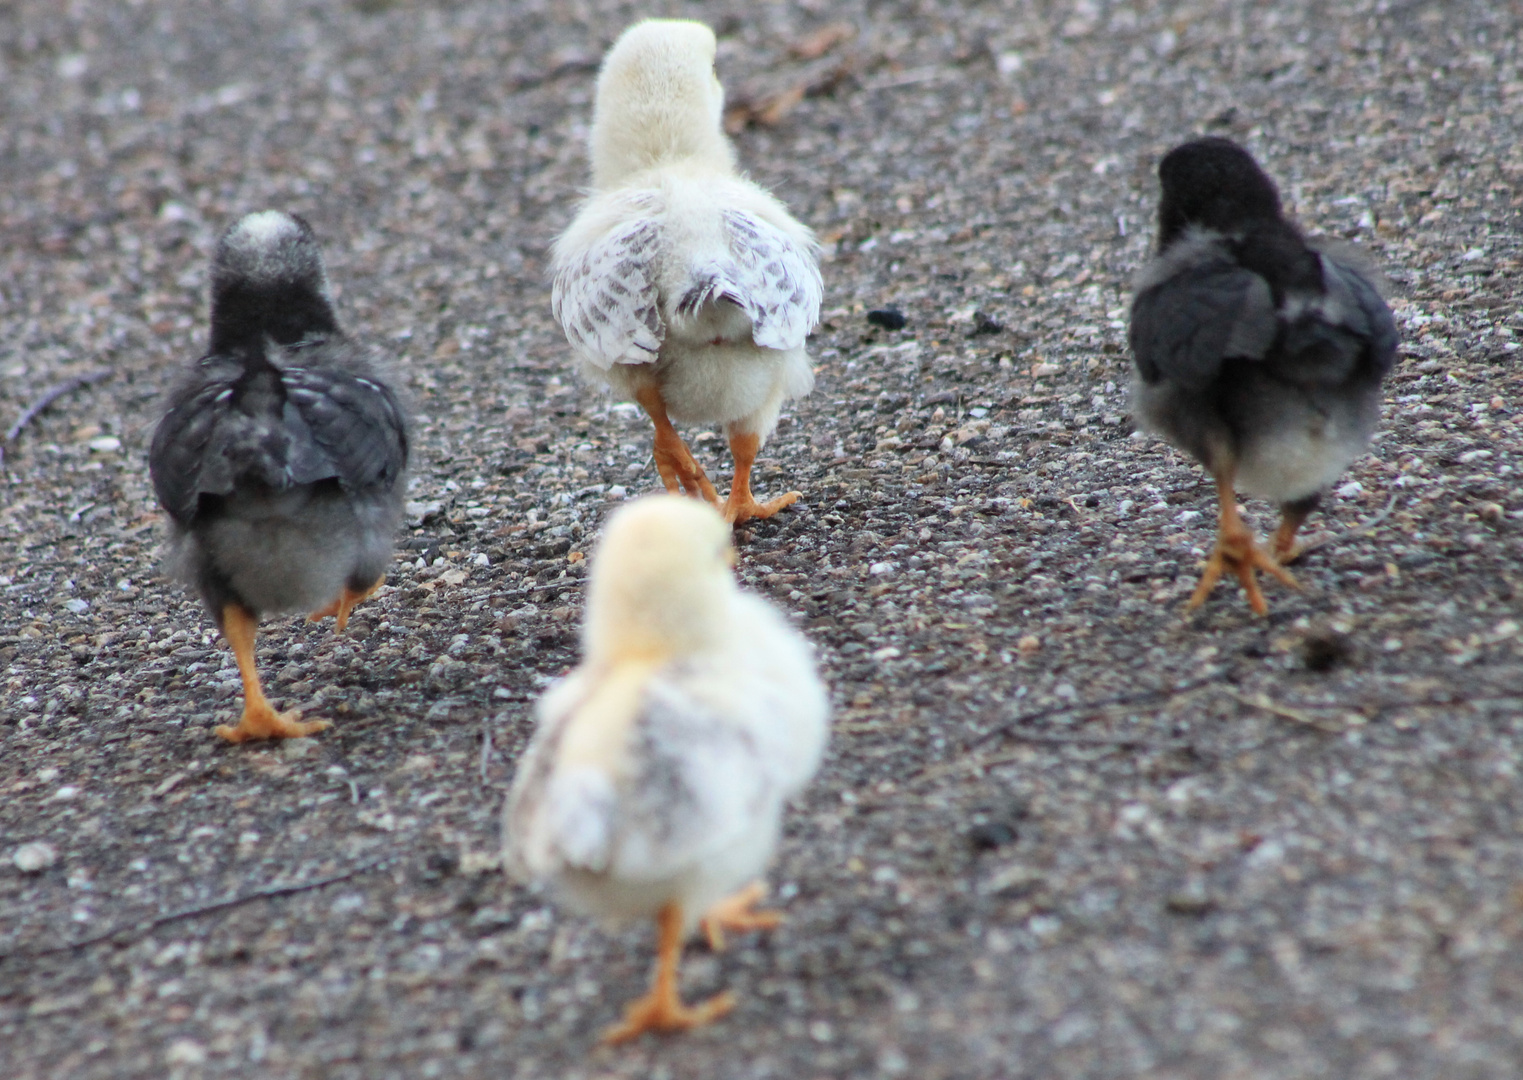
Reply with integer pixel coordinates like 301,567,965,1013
503,495,829,1042
551,19,824,524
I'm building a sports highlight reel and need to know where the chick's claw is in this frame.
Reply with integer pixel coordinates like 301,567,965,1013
307,576,384,633
602,989,736,1045
215,704,330,744
701,881,784,952
723,491,800,525
652,434,719,505
1187,531,1300,617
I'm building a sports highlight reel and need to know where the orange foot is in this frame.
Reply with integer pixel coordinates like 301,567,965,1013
602,901,735,1044
724,491,800,525
215,701,330,744
637,387,720,505
602,987,735,1045
700,881,784,952
308,575,384,633
1187,529,1300,616
723,430,799,525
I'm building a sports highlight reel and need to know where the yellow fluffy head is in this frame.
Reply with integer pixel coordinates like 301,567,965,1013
583,495,736,663
589,18,735,188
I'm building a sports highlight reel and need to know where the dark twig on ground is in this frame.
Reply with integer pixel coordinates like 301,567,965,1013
6,857,393,961
0,369,110,469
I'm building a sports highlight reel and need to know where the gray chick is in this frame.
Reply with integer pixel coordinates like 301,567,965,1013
1129,138,1398,616
149,211,409,741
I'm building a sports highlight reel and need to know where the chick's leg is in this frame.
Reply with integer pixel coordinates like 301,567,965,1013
1187,474,1300,617
1272,493,1321,565
722,429,800,525
602,902,735,1044
214,604,330,743
700,881,784,952
307,574,385,633
636,387,719,505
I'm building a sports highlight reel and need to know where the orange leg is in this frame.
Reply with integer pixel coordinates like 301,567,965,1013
1272,495,1320,565
214,604,331,743
635,387,719,505
722,429,800,525
602,902,735,1045
1186,475,1300,617
700,881,783,952
308,574,384,633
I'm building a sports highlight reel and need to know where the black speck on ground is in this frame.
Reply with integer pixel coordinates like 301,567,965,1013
2,2,1522,1078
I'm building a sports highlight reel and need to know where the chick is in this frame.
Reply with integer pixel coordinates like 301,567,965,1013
551,19,823,525
504,495,828,1043
1129,138,1398,615
149,211,409,742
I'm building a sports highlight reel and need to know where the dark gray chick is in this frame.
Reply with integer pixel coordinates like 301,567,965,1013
149,211,409,742
1129,138,1398,616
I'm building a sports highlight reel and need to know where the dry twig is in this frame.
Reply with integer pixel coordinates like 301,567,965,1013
1,369,110,469
8,857,393,960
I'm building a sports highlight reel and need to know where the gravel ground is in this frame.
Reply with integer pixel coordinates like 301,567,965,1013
2,1,1521,1077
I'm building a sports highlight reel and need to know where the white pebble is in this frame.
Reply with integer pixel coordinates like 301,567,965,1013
87,435,121,453
64,598,89,613
868,561,896,576
13,842,58,873
53,786,80,801
165,1040,207,1066
1336,481,1364,498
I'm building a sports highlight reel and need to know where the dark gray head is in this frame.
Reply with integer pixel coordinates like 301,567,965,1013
209,211,340,354
1156,137,1285,249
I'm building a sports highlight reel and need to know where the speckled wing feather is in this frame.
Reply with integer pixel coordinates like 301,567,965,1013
609,679,775,881
507,675,780,884
1130,249,1277,391
716,210,822,352
551,217,664,370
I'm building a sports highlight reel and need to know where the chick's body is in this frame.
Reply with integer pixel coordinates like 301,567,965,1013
149,211,408,741
552,20,822,524
1129,138,1397,615
505,496,828,1042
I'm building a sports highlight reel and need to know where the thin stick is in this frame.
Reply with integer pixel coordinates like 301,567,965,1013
961,674,1218,756
1298,491,1401,555
480,722,493,786
8,857,392,959
1224,688,1344,734
1,369,110,468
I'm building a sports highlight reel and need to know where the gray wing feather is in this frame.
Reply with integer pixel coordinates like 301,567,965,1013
552,218,665,369
149,344,407,528
1130,257,1277,391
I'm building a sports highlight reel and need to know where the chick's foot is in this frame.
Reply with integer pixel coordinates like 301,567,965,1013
602,988,735,1045
1187,488,1300,616
723,430,799,525
216,703,330,744
307,575,384,633
216,602,332,743
603,901,735,1044
637,387,719,504
701,881,784,952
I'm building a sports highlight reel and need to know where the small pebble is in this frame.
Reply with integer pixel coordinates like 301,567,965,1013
866,307,907,331
13,842,58,873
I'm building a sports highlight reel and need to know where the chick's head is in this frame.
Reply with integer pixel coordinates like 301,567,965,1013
210,210,339,352
590,19,734,188
1156,137,1284,249
583,495,737,664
